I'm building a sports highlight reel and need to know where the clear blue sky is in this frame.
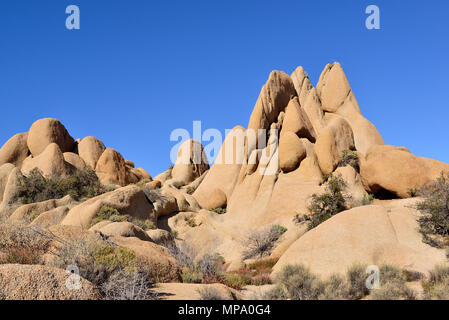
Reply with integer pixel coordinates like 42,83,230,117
0,0,448,176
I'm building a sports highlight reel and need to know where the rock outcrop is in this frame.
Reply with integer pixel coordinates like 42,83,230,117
0,133,30,167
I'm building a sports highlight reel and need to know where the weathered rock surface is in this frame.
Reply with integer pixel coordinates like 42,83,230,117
27,118,75,156
77,136,106,169
92,221,151,242
360,145,449,198
95,148,127,186
61,185,155,228
109,236,182,282
22,143,73,177
0,264,99,300
0,133,29,167
272,202,447,277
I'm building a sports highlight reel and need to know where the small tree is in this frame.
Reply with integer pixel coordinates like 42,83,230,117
415,172,449,246
307,174,348,229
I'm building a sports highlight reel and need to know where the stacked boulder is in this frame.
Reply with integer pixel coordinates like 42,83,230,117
0,118,152,187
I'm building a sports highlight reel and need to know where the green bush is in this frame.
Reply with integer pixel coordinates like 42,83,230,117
338,150,359,172
346,264,370,300
307,174,348,230
415,172,449,247
19,168,106,204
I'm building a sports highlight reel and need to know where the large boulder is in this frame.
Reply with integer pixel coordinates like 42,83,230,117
95,148,127,186
0,133,30,167
0,163,15,203
27,118,75,157
360,145,449,198
272,203,447,278
21,143,73,177
91,221,151,242
0,168,25,217
9,195,74,222
278,132,306,173
63,152,87,171
29,205,72,229
316,63,384,155
169,140,209,188
314,116,355,175
78,136,106,169
193,126,245,209
109,236,182,283
61,185,155,228
0,264,99,300
281,97,316,142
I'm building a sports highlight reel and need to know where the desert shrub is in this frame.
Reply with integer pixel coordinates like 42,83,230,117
319,274,350,300
161,241,202,283
210,208,226,214
415,172,449,247
130,218,156,230
19,168,106,204
421,264,449,299
135,179,152,189
338,150,359,172
101,268,158,300
0,221,50,264
369,265,416,300
242,225,287,260
197,286,224,300
306,174,348,230
185,217,197,228
222,273,253,289
273,264,324,300
200,253,225,283
360,193,375,206
51,237,138,287
346,264,370,300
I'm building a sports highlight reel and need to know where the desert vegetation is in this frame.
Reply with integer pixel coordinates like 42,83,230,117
415,172,449,248
266,263,417,300
89,205,156,230
242,225,287,260
19,168,107,204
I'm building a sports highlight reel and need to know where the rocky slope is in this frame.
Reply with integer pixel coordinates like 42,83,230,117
0,62,448,300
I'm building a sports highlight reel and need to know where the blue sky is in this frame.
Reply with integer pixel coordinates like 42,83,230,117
0,0,448,176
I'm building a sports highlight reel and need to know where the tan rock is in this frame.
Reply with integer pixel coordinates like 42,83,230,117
0,163,15,203
169,140,209,187
146,180,162,190
279,132,306,173
29,205,71,229
27,118,75,156
109,236,182,282
334,165,368,206
316,63,384,155
146,229,174,245
281,97,316,142
0,264,99,300
193,126,245,209
124,160,135,168
135,168,152,180
22,143,73,177
9,195,74,222
94,221,151,242
272,204,447,277
61,185,155,228
360,145,449,198
153,283,240,300
63,152,87,171
78,136,106,169
199,188,227,210
154,169,172,185
0,168,25,218
95,148,127,186
314,128,338,175
0,133,30,167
